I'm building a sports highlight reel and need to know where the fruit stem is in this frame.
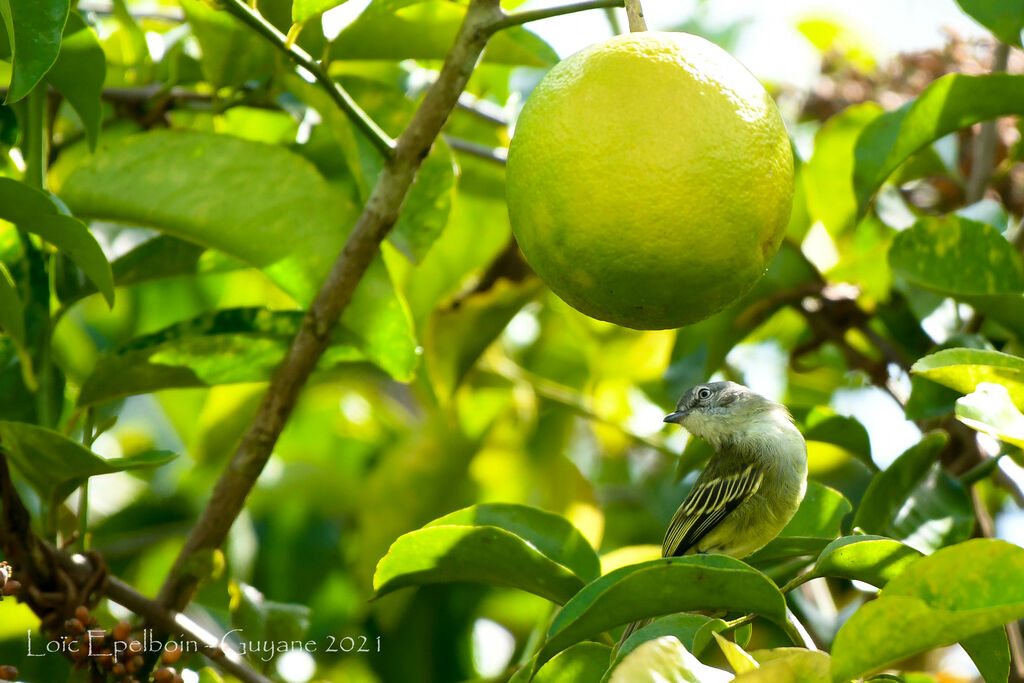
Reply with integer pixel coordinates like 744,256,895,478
624,0,646,31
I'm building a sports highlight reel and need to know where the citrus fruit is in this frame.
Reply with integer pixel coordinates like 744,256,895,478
506,31,794,330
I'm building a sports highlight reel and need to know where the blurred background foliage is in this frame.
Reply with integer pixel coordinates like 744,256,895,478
0,0,1023,681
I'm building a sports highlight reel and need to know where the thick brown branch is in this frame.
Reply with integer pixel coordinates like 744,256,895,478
155,0,505,614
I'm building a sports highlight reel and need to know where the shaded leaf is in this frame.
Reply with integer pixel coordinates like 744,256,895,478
428,503,600,582
537,556,787,669
612,614,728,675
181,0,275,88
854,74,1024,210
0,263,24,346
0,420,175,506
229,581,311,646
912,348,1024,406
372,525,586,605
330,0,557,67
954,0,1024,47
804,409,874,470
77,308,367,405
852,432,974,553
956,382,1024,449
45,11,104,149
512,643,611,683
961,628,1011,683
831,539,1024,682
889,216,1024,337
56,130,417,380
0,0,69,102
809,536,923,588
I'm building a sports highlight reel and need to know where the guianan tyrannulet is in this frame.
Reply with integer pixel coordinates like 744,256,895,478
622,381,807,642
660,381,808,559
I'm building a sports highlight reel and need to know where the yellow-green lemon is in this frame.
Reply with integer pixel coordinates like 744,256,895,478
506,32,794,329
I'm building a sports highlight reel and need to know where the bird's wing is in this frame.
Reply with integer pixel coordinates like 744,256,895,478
662,451,763,557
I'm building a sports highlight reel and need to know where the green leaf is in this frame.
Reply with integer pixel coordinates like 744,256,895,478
912,348,1024,406
803,103,883,236
517,643,611,683
329,0,558,66
0,420,175,506
292,0,346,24
804,409,874,470
44,11,104,150
961,628,1011,683
426,278,541,401
889,216,1024,337
536,556,787,669
0,0,69,102
428,503,600,582
0,263,24,346
809,536,923,588
735,650,830,683
852,432,974,553
181,0,275,89
607,636,732,683
954,0,1024,47
613,614,727,673
372,525,587,605
854,74,1024,210
0,177,114,306
229,581,311,646
956,382,1024,449
77,308,367,405
831,539,1024,682
55,129,417,381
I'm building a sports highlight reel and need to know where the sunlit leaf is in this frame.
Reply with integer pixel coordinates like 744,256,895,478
954,0,1024,47
713,632,758,674
429,503,600,582
889,216,1024,337
734,649,829,683
0,420,175,506
510,643,611,683
608,636,732,683
804,409,874,470
0,0,69,102
292,0,347,24
181,0,275,88
809,536,922,588
956,382,1024,450
372,525,587,605
854,74,1024,210
912,348,1024,406
613,614,727,673
831,539,1024,682
536,556,787,669
746,482,851,567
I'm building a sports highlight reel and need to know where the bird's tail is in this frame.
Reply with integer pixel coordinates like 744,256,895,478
618,617,652,647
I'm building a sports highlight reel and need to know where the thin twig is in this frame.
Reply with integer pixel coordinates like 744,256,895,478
624,0,646,32
964,42,1011,204
492,0,624,31
156,0,506,614
444,136,508,164
220,0,395,156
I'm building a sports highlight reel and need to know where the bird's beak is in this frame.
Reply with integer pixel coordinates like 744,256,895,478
664,410,689,424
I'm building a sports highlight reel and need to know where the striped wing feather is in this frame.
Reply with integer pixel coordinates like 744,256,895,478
662,452,763,557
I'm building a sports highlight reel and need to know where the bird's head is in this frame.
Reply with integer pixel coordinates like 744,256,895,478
664,381,784,446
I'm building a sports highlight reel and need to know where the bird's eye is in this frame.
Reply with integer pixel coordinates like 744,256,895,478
697,387,712,400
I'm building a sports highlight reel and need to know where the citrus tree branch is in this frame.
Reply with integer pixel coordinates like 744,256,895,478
219,0,395,156
624,0,646,31
491,0,624,30
156,0,506,614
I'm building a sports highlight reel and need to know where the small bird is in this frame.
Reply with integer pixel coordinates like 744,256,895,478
660,380,808,559
622,381,807,642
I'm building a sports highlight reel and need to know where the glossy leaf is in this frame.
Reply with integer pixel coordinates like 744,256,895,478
537,556,787,669
854,74,1024,210
804,409,874,470
852,432,974,553
612,614,728,675
809,536,922,588
372,525,587,605
428,503,600,582
330,0,557,67
831,540,1024,682
0,177,114,305
713,632,758,674
56,129,417,380
292,0,347,24
77,308,367,405
516,643,611,683
954,0,1024,47
0,0,69,102
912,348,1024,406
181,0,275,88
889,216,1024,337
45,11,104,149
734,649,829,683
956,382,1024,449
607,636,732,683
961,628,1011,683
0,420,175,506
426,278,541,400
